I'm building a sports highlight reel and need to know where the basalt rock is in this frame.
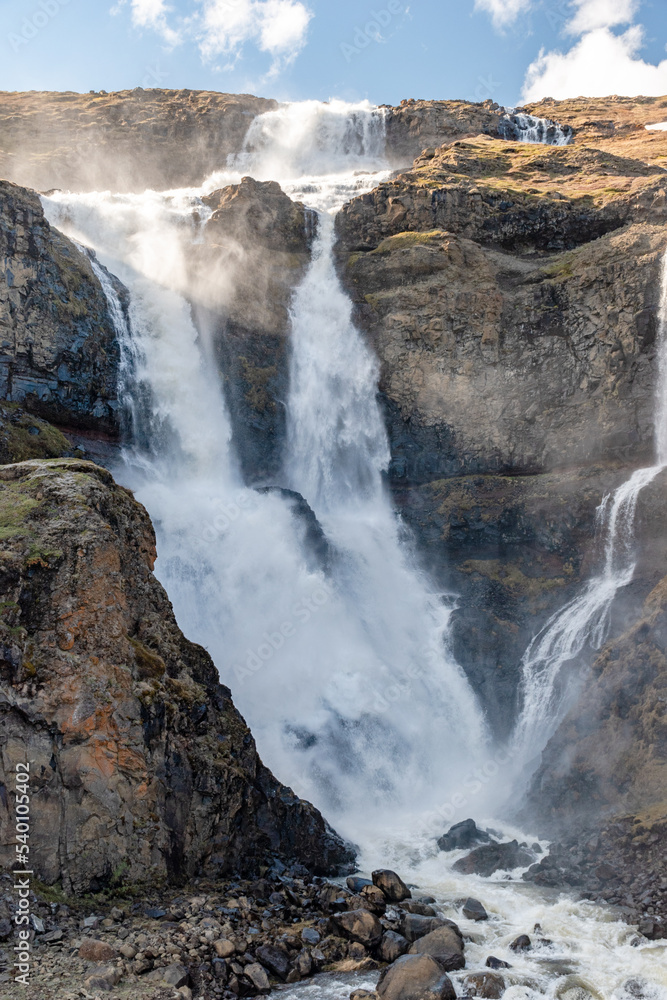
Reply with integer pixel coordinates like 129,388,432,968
453,841,535,877
437,818,492,852
0,180,122,435
0,459,353,893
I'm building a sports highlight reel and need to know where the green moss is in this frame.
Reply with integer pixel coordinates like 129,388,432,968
0,406,71,464
460,559,566,598
26,543,63,568
372,230,449,254
0,483,40,541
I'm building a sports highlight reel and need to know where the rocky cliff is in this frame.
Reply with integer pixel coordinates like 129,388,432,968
0,179,120,435
0,459,351,893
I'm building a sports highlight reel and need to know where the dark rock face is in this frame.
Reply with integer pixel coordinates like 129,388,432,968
408,925,465,971
0,180,121,435
0,460,353,893
453,841,535,877
373,869,412,902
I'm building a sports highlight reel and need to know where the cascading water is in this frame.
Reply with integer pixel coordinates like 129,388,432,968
509,250,667,778
42,100,490,843
500,110,573,146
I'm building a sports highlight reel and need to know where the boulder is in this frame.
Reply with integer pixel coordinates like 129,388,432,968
509,935,531,952
463,972,506,998
84,965,121,992
213,939,236,958
161,964,190,988
333,909,383,948
400,901,437,916
348,876,373,893
373,869,412,902
437,819,493,852
486,956,512,970
360,883,388,915
401,913,447,942
462,898,489,921
408,926,465,972
244,963,271,993
78,939,117,962
380,931,410,963
453,841,535,877
255,944,291,981
377,954,457,1000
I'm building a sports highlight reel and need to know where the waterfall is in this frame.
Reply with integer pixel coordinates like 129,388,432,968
41,100,490,842
500,111,573,146
510,250,667,775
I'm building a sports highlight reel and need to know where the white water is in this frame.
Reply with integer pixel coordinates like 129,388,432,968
504,111,572,146
510,251,667,777
42,99,490,839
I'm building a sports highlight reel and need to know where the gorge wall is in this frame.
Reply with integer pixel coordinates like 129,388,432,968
0,89,666,877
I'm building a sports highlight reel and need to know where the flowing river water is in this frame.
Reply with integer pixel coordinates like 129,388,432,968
41,100,667,1000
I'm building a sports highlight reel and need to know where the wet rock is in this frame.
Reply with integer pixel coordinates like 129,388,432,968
256,944,291,980
509,935,532,952
351,991,379,1000
333,909,383,948
401,913,448,942
373,869,412,902
486,956,512,970
463,972,506,998
638,917,665,940
400,901,437,916
78,939,117,962
437,819,493,852
381,931,410,963
348,876,373,893
462,898,488,921
361,884,388,915
408,926,465,972
453,841,535,877
377,953,457,1000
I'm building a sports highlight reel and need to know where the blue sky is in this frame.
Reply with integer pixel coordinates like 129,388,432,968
0,0,666,106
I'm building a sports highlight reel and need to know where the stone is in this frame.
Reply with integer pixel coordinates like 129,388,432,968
351,992,379,1000
42,929,64,944
145,907,167,920
161,963,190,988
463,972,506,999
486,957,512,970
120,943,137,959
333,909,383,948
437,819,492,852
595,864,617,881
462,898,488,921
510,935,532,952
301,927,321,946
453,842,535,877
348,876,373,893
30,915,45,933
373,869,412,902
0,919,11,940
380,931,410,963
408,926,465,972
84,965,121,991
400,901,437,916
213,938,236,958
295,949,312,976
255,944,291,980
377,953,457,1000
360,884,388,915
244,962,271,993
78,938,117,962
401,913,447,942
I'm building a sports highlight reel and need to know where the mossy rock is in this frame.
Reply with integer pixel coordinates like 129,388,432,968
0,403,72,465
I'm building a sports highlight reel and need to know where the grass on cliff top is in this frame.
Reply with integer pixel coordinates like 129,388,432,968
0,482,40,541
405,137,662,206
0,403,71,464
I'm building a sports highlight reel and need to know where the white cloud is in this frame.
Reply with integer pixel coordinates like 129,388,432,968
112,0,312,73
473,0,532,29
565,0,639,35
522,24,667,101
198,0,312,71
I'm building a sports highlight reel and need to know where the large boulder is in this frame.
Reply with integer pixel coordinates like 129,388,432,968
377,954,457,1000
333,909,383,948
373,869,412,902
408,926,465,971
401,914,448,943
453,841,535,877
0,460,353,892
